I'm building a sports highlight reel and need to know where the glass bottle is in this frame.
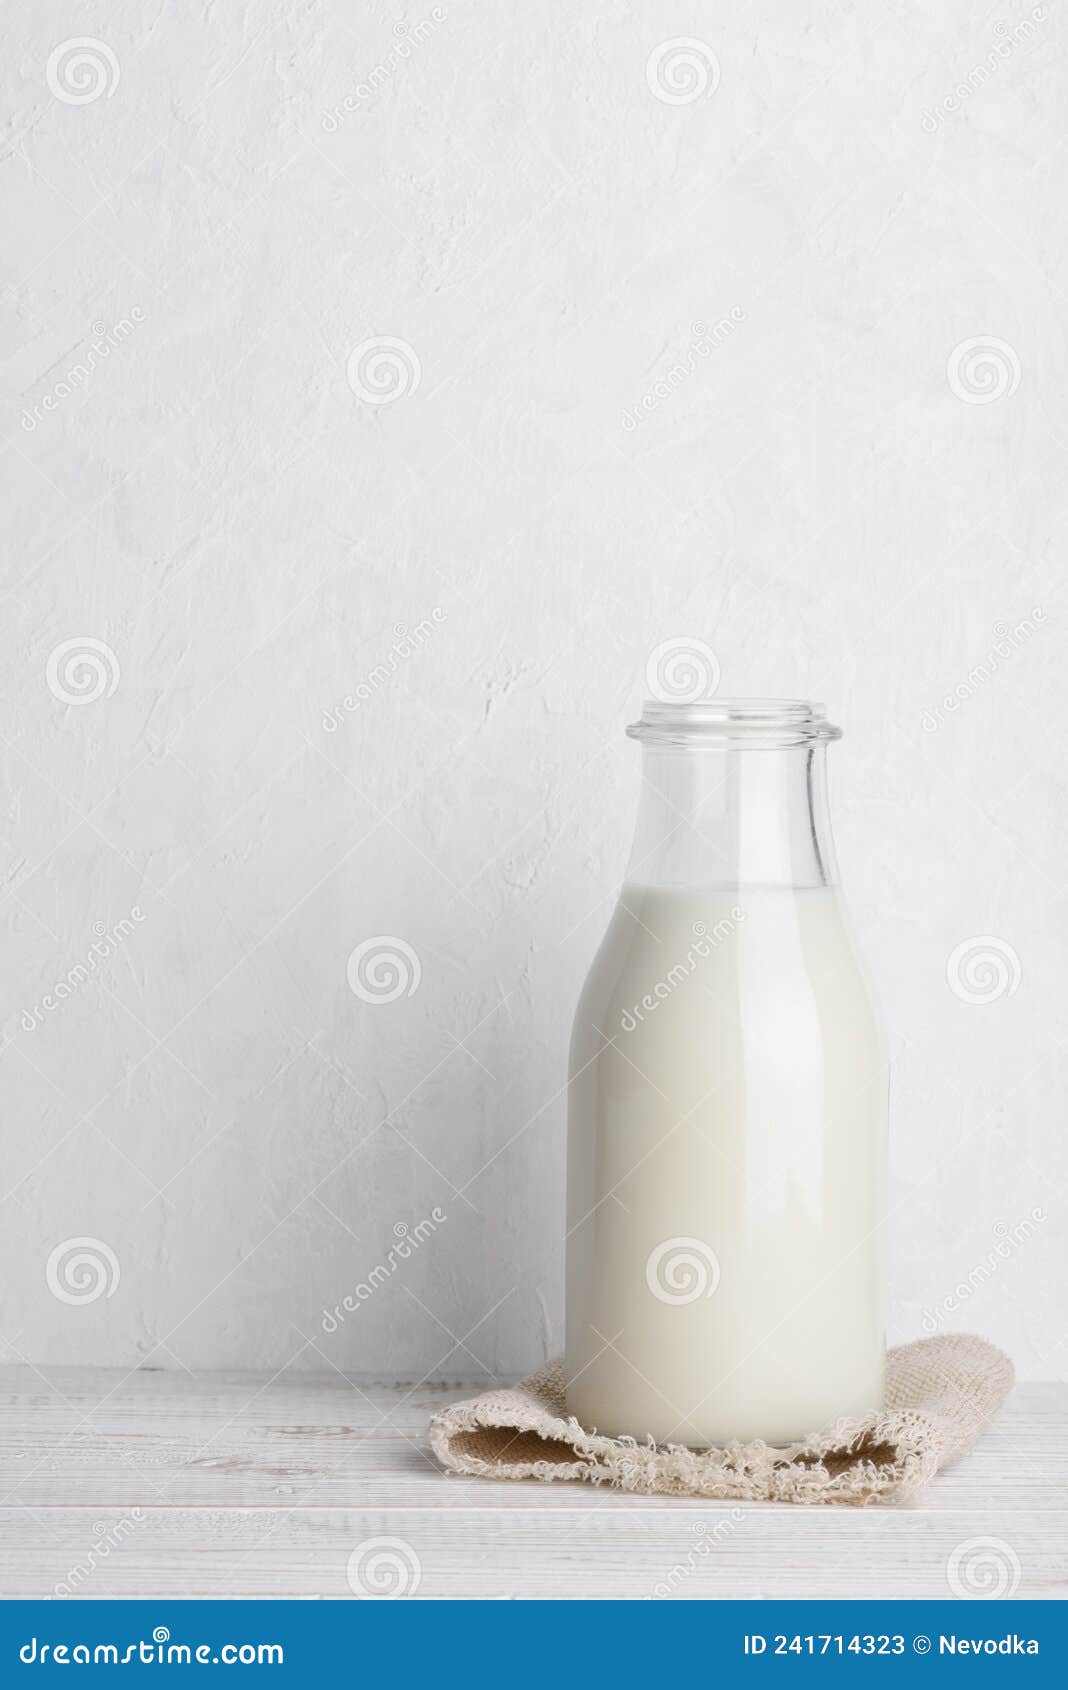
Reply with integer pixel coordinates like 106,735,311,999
565,699,886,1446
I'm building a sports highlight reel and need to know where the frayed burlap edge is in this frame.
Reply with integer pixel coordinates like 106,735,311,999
428,1333,1013,1505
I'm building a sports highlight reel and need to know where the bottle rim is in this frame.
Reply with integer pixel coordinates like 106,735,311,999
627,698,842,746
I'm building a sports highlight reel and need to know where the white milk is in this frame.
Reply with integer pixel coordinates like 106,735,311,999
565,883,886,1447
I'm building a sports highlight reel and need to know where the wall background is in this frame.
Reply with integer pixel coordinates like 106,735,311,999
1,0,1065,1383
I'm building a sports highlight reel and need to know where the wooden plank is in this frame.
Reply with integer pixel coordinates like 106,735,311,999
1,1504,1064,1601
0,1368,1063,1599
0,1370,1063,1513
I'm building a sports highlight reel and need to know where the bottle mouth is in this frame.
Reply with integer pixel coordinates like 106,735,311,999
627,698,842,747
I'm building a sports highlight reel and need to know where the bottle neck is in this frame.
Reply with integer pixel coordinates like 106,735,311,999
626,742,840,890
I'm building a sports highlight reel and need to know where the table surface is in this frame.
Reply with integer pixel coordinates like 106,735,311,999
0,1367,1063,1601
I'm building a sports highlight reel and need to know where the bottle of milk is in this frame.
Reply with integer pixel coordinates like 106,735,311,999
565,698,886,1447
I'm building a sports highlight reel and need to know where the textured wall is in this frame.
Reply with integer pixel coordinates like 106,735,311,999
1,1,1065,1382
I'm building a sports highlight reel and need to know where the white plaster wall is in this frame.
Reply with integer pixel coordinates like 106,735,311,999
1,1,1065,1382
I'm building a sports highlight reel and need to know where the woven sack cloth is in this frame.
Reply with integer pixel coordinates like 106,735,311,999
429,1333,1013,1505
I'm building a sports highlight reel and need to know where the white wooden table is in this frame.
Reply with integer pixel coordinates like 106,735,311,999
0,1368,1063,1600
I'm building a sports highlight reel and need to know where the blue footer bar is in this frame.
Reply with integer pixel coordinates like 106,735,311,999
0,1599,1064,1679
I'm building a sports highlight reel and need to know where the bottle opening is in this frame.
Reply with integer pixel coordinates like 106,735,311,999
627,698,842,747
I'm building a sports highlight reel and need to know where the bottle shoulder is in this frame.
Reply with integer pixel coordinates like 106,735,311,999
570,884,885,1057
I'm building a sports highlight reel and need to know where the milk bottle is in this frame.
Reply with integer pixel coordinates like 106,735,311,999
565,699,886,1446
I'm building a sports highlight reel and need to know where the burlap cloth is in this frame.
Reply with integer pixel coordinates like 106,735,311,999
429,1333,1013,1505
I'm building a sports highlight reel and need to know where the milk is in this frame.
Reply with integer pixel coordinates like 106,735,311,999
565,883,886,1447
